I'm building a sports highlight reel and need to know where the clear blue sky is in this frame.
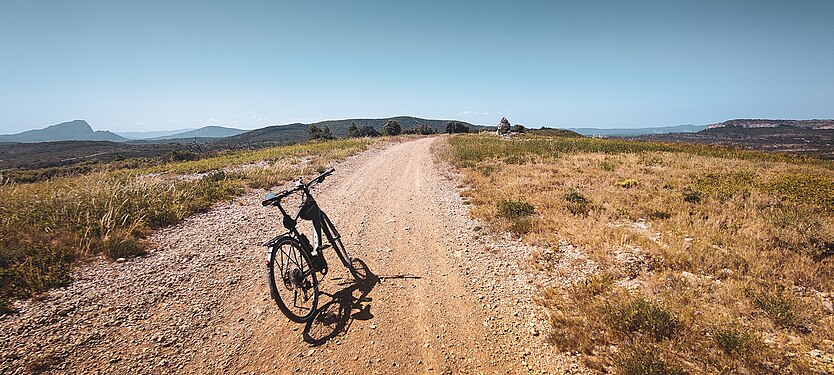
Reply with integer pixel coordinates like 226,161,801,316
2,0,833,133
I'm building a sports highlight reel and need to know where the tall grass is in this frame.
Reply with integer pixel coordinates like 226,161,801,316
0,138,374,314
444,134,834,373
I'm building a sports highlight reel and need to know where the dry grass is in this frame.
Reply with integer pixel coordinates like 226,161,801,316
0,138,375,314
444,134,834,373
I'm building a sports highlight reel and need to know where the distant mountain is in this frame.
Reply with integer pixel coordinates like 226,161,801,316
150,126,246,140
568,124,707,137
0,120,128,143
219,116,482,147
636,124,834,159
708,119,834,130
117,129,196,140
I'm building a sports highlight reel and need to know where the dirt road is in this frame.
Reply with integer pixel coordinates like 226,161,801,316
0,137,588,374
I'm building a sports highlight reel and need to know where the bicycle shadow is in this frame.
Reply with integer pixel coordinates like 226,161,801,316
301,258,420,345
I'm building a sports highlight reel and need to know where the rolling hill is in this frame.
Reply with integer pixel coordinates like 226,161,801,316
218,116,482,147
151,126,246,140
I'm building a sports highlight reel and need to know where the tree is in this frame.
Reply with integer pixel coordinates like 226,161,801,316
402,124,436,135
511,124,525,133
382,119,401,136
347,122,360,138
445,121,469,134
320,125,333,139
308,124,322,140
308,124,334,140
359,126,380,137
414,124,435,135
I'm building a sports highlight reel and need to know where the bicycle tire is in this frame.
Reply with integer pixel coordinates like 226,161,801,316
267,236,319,323
321,212,360,280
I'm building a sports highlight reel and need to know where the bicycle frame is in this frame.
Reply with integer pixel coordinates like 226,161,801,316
263,168,335,272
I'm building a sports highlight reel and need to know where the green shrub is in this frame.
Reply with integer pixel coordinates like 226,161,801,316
604,295,677,340
615,343,685,375
497,198,535,218
752,289,800,328
682,188,701,203
564,189,591,215
715,324,757,355
564,189,588,204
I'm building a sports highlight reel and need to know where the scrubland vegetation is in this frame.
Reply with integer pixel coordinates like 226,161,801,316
0,138,375,314
444,134,834,373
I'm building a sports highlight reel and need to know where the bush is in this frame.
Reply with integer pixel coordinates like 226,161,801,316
382,119,401,136
714,324,757,355
347,122,360,138
564,189,591,215
445,121,469,134
682,188,701,203
511,124,525,133
604,295,677,340
359,126,380,137
751,288,800,328
497,198,535,218
403,124,436,135
564,189,588,204
615,343,685,375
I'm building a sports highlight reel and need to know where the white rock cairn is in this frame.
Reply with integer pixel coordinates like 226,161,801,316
497,117,511,135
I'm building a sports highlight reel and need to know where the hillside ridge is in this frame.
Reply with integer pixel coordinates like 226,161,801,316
709,118,834,129
0,120,128,143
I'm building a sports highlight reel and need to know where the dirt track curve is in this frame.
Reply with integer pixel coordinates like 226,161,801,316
1,137,590,374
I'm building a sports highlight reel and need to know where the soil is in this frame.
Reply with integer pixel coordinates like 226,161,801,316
0,137,592,374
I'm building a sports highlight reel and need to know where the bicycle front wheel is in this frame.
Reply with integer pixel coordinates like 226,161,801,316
267,236,319,323
321,212,360,280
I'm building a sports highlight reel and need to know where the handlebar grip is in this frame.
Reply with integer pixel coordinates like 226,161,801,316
261,187,299,206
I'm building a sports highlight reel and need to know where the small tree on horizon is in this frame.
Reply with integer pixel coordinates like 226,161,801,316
347,122,360,138
382,119,402,136
359,126,380,137
445,121,469,134
308,124,334,140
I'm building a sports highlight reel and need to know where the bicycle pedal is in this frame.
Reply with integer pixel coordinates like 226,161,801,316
317,244,331,251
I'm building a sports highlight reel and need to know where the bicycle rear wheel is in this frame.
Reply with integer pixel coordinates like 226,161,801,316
321,212,360,280
267,236,319,323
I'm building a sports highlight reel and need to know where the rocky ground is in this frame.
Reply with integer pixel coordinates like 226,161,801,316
1,137,594,374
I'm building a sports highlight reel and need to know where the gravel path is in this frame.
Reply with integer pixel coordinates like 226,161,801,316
1,137,592,374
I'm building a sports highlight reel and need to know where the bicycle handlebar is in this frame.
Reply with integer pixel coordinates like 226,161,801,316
261,168,335,207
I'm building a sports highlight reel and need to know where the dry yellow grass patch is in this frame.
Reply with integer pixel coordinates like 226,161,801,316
444,134,834,374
